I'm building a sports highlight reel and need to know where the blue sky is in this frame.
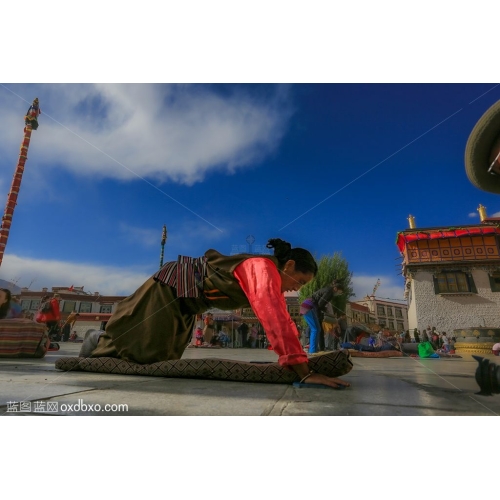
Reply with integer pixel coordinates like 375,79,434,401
1,83,499,299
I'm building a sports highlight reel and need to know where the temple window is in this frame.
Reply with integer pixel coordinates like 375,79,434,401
434,271,476,294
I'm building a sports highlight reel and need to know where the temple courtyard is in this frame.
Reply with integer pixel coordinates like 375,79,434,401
0,342,499,416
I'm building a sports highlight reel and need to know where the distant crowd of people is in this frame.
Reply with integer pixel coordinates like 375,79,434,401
0,289,81,342
191,314,270,348
411,326,456,354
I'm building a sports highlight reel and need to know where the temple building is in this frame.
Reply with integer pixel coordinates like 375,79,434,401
397,206,500,353
17,286,125,336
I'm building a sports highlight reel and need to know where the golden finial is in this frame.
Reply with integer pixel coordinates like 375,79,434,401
477,204,487,222
407,214,416,229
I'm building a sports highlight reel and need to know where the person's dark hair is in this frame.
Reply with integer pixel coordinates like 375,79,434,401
0,288,12,319
266,238,318,275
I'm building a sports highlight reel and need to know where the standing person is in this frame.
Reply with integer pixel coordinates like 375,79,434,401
82,238,351,389
36,294,61,340
203,313,215,345
431,327,439,350
237,321,249,347
413,328,420,343
322,302,338,351
323,318,340,351
61,311,80,342
194,326,204,346
337,313,348,344
248,323,258,348
191,313,204,346
300,281,344,354
0,288,13,319
441,332,450,353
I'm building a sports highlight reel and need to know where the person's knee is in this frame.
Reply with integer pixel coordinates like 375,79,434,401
79,330,103,357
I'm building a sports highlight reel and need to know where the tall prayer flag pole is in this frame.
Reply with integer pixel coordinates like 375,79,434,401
0,98,41,268
159,224,167,269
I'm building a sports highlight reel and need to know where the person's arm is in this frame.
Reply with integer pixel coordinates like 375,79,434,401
233,258,307,367
312,286,333,312
233,258,350,388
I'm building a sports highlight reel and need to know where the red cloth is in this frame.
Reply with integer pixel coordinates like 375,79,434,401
233,258,308,368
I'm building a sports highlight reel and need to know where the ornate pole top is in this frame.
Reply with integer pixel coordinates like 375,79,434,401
24,97,41,130
407,214,416,229
477,204,487,222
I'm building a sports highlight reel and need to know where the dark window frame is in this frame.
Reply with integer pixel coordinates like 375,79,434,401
489,272,500,292
433,271,477,294
79,302,92,313
63,301,77,313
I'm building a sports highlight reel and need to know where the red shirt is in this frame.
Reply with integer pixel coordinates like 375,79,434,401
36,298,61,323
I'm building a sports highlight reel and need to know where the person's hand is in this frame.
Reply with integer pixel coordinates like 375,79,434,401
306,372,350,389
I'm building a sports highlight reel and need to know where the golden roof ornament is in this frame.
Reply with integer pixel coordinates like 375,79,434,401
477,204,487,222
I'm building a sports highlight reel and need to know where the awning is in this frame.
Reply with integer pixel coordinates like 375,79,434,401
203,308,242,321
396,226,500,252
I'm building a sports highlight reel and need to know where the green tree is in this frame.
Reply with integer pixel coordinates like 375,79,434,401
298,252,354,317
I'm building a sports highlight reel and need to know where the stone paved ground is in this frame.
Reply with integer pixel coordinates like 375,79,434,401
1,342,499,416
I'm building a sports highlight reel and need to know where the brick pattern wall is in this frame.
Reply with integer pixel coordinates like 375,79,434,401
411,270,500,333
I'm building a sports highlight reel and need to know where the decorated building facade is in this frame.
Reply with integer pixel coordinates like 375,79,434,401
397,207,500,352
17,286,125,337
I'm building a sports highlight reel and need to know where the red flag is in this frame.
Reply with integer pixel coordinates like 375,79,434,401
68,285,74,291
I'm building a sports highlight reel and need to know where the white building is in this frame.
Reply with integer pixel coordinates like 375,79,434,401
352,295,408,333
397,208,500,352
18,286,125,337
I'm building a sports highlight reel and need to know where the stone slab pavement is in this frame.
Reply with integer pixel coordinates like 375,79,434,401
1,342,499,416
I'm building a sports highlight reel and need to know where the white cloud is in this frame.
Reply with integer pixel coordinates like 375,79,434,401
351,274,406,302
0,254,408,303
0,254,151,296
492,211,500,217
0,84,293,186
468,212,478,218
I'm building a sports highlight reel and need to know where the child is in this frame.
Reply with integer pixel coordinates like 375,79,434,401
195,327,204,346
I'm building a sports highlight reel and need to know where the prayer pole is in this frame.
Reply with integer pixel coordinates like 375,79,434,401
159,224,167,269
0,98,41,268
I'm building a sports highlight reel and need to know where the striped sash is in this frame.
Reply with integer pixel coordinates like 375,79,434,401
153,255,207,298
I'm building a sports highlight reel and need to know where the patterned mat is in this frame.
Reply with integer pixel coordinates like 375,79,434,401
349,350,403,358
55,350,353,384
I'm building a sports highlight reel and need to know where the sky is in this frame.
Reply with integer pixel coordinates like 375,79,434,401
0,83,500,300
1,82,500,301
